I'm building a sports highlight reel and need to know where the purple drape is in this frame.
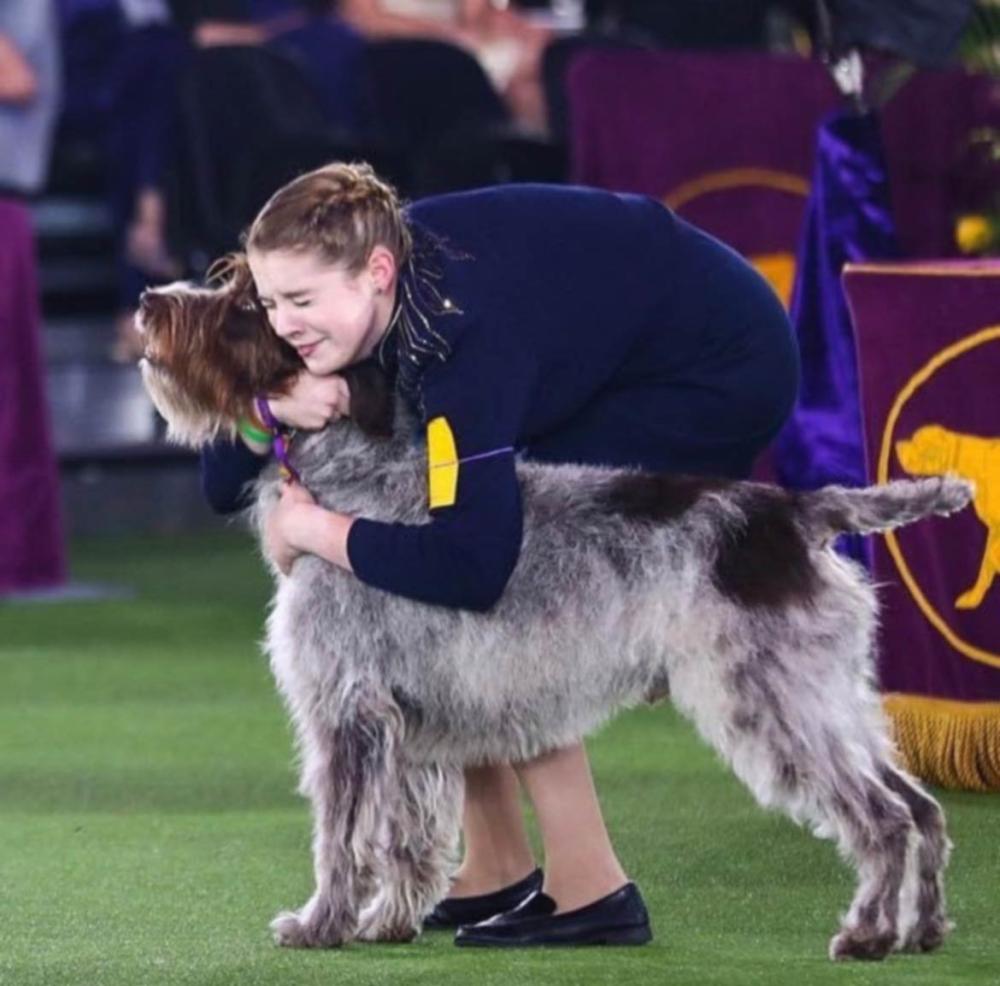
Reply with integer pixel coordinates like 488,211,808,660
774,109,899,561
0,201,66,593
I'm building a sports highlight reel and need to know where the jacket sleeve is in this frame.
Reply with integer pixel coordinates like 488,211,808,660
200,437,269,514
346,328,536,611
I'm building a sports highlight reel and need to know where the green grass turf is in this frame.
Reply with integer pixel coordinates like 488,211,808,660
1,532,998,986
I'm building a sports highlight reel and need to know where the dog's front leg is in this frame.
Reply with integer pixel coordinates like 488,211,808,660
271,689,398,948
270,716,365,948
355,760,464,942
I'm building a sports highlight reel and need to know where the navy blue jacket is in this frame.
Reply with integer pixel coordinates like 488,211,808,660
201,184,797,610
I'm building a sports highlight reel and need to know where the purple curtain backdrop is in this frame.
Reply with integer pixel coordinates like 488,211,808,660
568,55,999,263
846,262,1000,703
0,200,66,593
568,50,839,268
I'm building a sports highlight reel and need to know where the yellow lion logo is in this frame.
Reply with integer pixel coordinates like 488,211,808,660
896,425,995,609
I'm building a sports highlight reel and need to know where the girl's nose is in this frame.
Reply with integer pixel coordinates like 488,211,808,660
272,307,302,340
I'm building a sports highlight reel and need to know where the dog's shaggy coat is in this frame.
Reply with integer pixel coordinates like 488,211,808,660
138,276,971,960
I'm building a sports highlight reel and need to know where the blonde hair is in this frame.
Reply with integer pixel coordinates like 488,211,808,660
244,161,411,272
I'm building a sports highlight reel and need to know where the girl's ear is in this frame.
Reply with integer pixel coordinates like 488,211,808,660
339,360,395,439
367,244,398,294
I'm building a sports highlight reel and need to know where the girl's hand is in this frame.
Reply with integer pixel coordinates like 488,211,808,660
281,481,317,509
263,481,318,575
267,372,351,430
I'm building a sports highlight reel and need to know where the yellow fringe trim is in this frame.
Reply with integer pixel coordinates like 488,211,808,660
883,693,1000,791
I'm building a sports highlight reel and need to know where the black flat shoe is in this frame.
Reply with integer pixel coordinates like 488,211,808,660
454,881,652,947
423,868,544,929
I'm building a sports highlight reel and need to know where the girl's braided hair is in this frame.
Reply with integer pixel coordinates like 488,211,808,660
243,161,411,272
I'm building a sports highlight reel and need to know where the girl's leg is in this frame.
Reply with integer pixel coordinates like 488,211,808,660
450,762,537,896
514,741,628,912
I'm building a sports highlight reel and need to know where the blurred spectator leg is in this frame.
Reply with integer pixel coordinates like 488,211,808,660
0,199,66,593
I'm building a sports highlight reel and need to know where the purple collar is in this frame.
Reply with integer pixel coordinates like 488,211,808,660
255,396,301,483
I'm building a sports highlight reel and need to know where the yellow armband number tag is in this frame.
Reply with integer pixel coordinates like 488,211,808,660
427,416,459,509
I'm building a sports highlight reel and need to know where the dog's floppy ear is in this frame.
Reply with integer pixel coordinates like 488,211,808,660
340,360,395,439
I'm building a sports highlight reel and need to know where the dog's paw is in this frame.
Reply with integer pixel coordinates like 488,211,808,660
901,917,953,954
355,895,420,943
270,907,344,949
270,910,312,948
355,919,419,944
955,590,983,610
829,925,896,962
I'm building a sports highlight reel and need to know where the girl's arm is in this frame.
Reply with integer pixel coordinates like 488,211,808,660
266,329,533,611
201,372,350,513
343,330,535,610
0,33,37,105
338,0,480,50
200,439,269,514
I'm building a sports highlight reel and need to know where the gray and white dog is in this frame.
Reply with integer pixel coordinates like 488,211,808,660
139,284,971,961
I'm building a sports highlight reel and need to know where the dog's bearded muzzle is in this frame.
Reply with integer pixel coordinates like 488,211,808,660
136,293,234,448
140,356,231,448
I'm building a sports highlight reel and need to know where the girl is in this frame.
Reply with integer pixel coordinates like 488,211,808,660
202,162,799,946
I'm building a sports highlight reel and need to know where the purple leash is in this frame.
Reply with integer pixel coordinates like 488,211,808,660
255,396,302,484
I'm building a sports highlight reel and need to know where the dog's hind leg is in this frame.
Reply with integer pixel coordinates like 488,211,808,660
271,684,403,948
880,764,952,953
743,681,915,961
356,760,464,942
744,728,913,960
671,649,913,962
818,761,915,962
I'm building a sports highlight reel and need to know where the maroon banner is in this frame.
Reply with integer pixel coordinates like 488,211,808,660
568,50,840,307
846,260,1000,789
0,199,65,593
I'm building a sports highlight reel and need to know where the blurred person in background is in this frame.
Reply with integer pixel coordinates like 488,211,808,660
0,0,66,593
339,0,552,130
1,0,60,194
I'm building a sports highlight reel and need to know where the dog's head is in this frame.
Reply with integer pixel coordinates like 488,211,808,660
138,255,302,446
138,255,399,448
896,425,957,476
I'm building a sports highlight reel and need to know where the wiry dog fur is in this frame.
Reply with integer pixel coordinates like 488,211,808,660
138,271,972,960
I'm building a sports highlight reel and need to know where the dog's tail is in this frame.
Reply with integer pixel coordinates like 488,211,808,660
802,475,973,543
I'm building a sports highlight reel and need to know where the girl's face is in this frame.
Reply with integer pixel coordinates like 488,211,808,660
248,248,392,376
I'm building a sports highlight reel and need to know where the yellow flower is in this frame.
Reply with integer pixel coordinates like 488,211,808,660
955,214,997,255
